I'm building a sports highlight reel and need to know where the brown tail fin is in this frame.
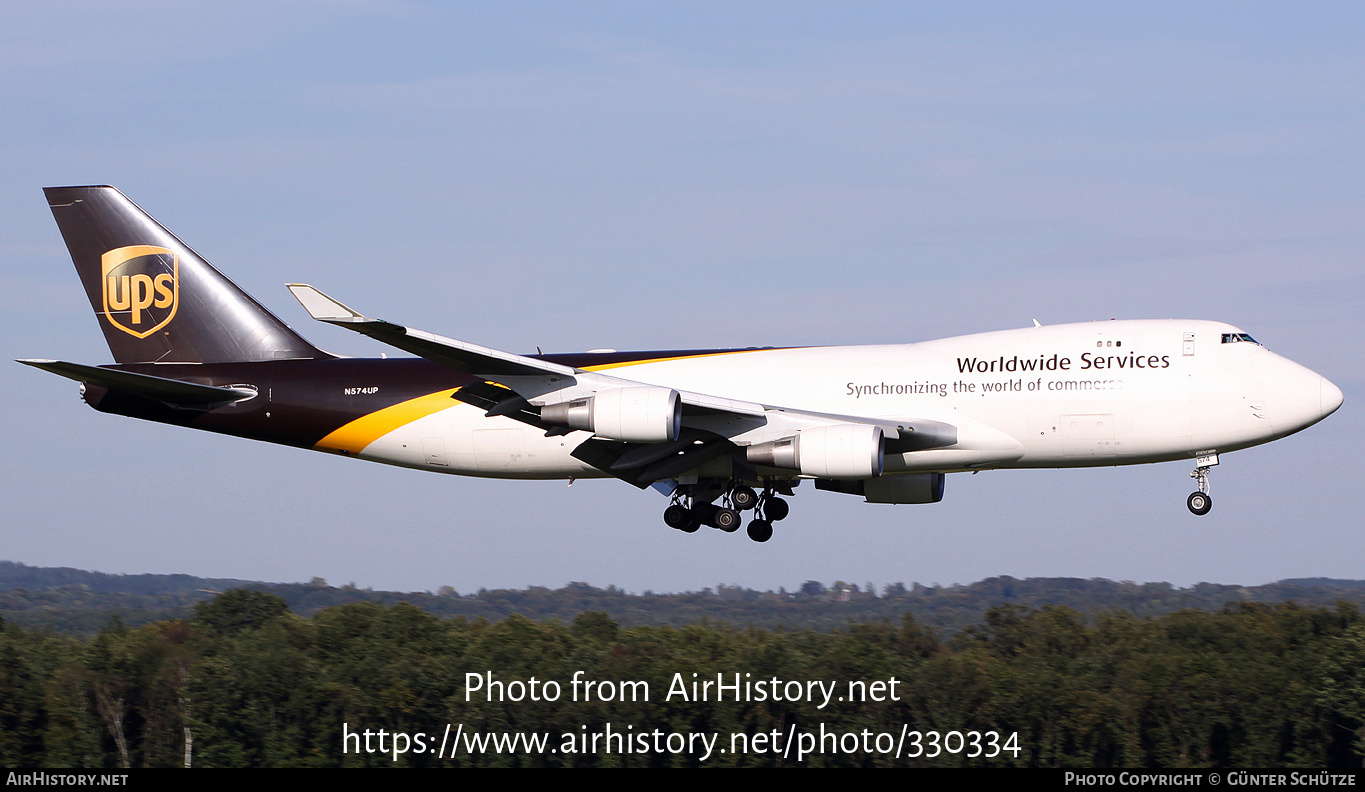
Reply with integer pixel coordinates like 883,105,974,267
45,185,326,364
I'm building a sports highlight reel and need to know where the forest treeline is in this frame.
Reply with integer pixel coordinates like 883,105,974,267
5,560,1365,636
1,589,1363,768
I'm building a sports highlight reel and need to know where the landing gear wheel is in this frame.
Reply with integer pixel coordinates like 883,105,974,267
1188,459,1215,515
747,519,773,543
679,516,700,533
731,486,759,511
714,508,742,533
764,497,790,522
663,504,689,529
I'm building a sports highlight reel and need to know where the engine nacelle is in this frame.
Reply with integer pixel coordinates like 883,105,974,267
747,423,885,479
815,473,945,504
540,387,681,443
864,473,945,504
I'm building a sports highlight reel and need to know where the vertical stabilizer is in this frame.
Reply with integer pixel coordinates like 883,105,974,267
45,185,327,364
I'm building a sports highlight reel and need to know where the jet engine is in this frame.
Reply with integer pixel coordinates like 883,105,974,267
746,423,885,479
815,473,945,503
540,386,681,443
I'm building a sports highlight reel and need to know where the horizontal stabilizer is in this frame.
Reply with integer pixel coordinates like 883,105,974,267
17,359,257,406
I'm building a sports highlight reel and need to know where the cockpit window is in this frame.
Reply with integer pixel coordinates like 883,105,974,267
1221,333,1261,345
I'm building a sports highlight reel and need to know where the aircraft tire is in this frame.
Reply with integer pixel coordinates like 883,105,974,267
765,497,790,522
1187,491,1212,516
714,508,741,532
747,519,773,543
679,515,701,533
731,486,758,511
663,504,690,529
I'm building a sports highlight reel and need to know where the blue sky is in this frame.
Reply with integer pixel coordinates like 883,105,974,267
3,2,1361,594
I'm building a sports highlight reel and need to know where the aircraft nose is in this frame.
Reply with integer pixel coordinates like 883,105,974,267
1321,375,1344,419
1253,352,1341,436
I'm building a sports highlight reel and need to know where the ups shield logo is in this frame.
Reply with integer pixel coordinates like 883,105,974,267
102,245,179,338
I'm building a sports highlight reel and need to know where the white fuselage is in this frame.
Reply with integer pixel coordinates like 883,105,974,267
350,319,1341,481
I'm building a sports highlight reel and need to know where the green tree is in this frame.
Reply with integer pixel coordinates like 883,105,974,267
193,589,289,636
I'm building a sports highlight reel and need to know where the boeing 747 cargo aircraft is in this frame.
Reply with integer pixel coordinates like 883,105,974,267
21,186,1343,542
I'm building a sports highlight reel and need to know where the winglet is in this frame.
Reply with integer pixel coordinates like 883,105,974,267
287,284,367,323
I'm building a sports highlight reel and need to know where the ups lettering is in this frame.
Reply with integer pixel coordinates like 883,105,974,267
100,245,179,339
105,274,174,325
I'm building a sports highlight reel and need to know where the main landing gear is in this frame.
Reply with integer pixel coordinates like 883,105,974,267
663,482,790,542
745,489,790,543
1187,453,1217,516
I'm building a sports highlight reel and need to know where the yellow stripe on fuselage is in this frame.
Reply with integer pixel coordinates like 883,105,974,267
579,349,768,372
314,353,773,454
315,388,460,455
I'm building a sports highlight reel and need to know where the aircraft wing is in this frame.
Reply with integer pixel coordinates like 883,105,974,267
287,284,578,381
288,284,962,485
290,284,763,411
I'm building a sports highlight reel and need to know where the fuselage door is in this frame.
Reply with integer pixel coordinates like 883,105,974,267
422,436,449,467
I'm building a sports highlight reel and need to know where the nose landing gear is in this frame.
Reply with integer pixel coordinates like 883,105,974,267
1187,453,1217,516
